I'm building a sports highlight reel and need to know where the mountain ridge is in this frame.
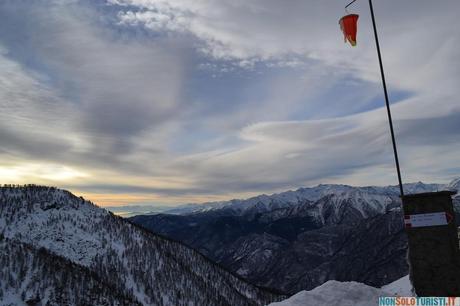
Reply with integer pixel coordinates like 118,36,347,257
159,181,446,217
130,179,460,294
0,185,283,305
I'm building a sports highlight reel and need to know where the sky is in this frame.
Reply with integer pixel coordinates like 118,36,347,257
0,0,459,207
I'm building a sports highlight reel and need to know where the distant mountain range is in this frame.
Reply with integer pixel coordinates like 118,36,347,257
157,181,447,216
0,186,282,305
130,179,460,294
104,204,176,217
106,180,452,218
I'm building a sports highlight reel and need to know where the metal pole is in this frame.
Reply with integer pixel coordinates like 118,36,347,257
345,0,358,10
368,0,404,197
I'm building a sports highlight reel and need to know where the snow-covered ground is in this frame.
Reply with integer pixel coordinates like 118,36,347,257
268,275,413,306
381,275,413,297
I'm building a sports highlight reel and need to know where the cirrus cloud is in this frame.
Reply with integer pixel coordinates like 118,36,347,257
0,0,459,206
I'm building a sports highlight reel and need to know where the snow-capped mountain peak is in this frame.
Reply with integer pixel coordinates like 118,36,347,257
165,181,446,223
446,177,460,192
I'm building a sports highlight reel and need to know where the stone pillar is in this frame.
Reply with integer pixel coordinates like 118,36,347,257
402,191,460,296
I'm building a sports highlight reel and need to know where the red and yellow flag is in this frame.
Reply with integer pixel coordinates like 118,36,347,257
339,14,359,46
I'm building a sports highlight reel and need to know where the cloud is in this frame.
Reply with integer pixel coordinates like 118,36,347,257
111,0,460,93
165,100,460,194
0,45,78,160
0,163,88,183
0,0,187,169
0,0,459,205
111,0,334,61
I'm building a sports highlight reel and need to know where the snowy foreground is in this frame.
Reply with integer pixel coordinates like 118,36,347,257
268,275,412,306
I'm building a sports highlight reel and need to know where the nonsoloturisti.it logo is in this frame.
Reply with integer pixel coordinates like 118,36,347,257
379,297,460,306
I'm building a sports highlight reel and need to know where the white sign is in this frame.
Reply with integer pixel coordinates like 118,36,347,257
404,212,452,228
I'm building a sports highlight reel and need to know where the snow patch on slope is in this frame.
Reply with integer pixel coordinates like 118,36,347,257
267,280,387,306
381,275,413,297
268,275,413,306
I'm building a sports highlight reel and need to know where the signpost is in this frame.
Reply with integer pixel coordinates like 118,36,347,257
404,212,452,228
402,191,460,296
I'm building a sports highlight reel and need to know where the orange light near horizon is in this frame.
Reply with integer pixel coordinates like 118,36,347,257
72,192,155,207
72,190,264,208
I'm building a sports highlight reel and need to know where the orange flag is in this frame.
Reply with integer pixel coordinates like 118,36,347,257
339,14,359,46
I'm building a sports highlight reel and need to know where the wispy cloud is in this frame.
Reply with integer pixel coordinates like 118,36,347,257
0,0,459,205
